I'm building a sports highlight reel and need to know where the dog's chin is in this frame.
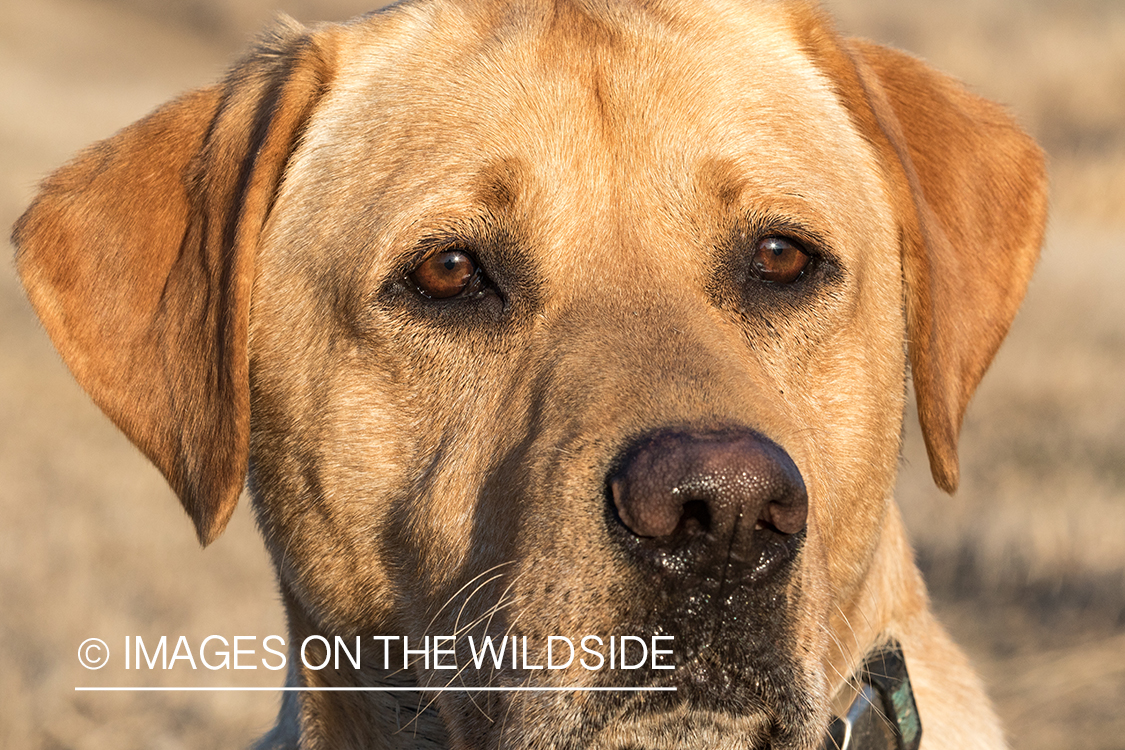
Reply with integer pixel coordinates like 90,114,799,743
449,670,824,750
485,704,806,750
585,710,776,750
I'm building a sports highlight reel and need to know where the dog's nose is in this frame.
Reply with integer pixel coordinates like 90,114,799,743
607,428,807,578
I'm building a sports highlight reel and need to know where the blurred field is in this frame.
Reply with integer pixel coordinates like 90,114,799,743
1,0,1122,747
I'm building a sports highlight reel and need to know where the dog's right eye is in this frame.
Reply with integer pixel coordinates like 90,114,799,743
408,248,483,299
750,236,812,284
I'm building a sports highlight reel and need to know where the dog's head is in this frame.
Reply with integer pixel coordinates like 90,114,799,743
14,0,1045,747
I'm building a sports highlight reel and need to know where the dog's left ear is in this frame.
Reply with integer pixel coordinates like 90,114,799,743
13,19,340,545
802,19,1047,493
848,41,1047,494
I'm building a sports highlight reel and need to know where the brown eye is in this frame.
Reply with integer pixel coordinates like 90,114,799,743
409,249,479,299
751,236,811,284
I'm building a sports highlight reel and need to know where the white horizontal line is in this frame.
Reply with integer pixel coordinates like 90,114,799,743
75,686,677,692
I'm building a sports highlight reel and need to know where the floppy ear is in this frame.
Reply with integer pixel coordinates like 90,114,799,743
797,17,1048,493
12,18,339,545
845,41,1047,492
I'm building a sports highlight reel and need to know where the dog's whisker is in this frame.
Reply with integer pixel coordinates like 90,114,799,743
403,570,530,732
819,622,859,695
817,619,883,724
452,597,523,642
450,573,509,641
422,560,518,638
832,603,867,669
479,573,530,689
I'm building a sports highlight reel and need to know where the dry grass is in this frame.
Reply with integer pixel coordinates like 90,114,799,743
2,0,1122,747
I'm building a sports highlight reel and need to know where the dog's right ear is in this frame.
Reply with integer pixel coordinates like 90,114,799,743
12,18,340,546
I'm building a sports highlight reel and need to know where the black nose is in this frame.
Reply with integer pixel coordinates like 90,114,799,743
607,428,807,580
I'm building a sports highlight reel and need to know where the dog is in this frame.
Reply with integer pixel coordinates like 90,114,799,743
13,0,1046,747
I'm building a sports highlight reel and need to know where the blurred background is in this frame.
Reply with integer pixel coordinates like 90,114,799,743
1,0,1122,747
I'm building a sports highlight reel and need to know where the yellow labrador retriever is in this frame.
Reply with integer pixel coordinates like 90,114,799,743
13,0,1045,747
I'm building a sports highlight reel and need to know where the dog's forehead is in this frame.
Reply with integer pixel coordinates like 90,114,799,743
275,0,888,280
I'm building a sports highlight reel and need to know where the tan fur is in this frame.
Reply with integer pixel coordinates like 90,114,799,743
12,0,1045,748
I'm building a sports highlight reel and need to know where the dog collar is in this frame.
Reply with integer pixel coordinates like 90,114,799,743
821,641,922,750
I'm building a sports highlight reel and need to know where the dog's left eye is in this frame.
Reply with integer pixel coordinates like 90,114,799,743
408,248,485,299
751,236,811,284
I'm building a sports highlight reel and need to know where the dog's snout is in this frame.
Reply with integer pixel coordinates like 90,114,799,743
608,429,807,577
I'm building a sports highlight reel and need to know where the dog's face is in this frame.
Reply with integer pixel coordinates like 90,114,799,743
248,3,904,745
13,0,1046,747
